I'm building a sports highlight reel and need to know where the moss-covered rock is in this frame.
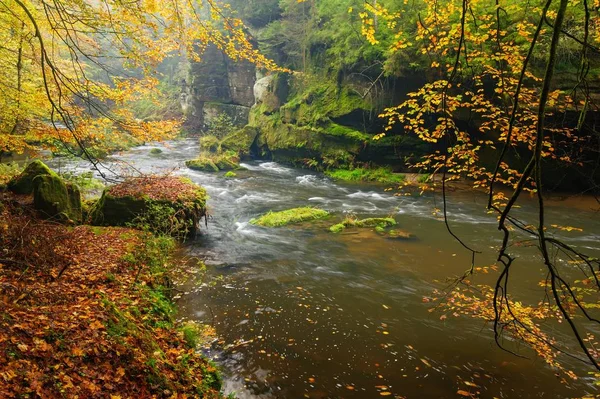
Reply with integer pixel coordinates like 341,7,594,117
250,207,329,227
329,217,397,233
32,174,82,223
186,153,245,173
90,176,208,238
220,126,259,158
186,158,219,172
199,135,221,153
8,160,56,195
224,171,237,178
150,148,163,155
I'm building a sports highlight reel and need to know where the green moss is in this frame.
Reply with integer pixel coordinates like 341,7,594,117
150,148,163,155
220,126,259,157
326,123,370,141
186,152,244,173
8,160,57,195
32,174,82,223
250,207,330,227
185,158,219,172
199,135,221,153
329,216,396,233
280,81,368,125
325,167,405,184
224,171,237,178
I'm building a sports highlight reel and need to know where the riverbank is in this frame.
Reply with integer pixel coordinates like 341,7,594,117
0,193,223,398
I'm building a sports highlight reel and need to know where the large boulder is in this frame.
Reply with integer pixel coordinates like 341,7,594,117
90,176,207,238
32,174,82,223
8,160,56,195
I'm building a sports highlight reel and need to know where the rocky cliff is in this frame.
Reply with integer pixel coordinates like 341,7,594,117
181,44,256,132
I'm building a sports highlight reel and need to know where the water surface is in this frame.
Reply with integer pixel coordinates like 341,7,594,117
50,139,600,398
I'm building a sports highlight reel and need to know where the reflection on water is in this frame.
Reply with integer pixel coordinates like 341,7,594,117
49,139,600,398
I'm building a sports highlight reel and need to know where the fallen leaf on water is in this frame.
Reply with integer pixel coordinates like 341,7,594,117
457,390,472,397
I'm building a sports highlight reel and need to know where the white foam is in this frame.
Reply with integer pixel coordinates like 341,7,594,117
258,162,293,174
347,191,395,201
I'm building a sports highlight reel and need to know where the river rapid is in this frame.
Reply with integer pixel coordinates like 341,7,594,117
50,139,600,398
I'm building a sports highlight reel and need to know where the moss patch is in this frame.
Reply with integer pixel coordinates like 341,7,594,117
186,158,219,172
325,167,405,184
330,217,396,233
7,160,56,195
186,152,244,173
250,207,329,227
199,135,221,153
149,148,163,155
220,126,259,158
33,174,82,223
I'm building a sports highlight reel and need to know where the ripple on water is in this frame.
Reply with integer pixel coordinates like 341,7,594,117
346,190,396,202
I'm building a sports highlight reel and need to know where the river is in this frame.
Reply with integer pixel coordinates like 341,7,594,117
49,138,600,398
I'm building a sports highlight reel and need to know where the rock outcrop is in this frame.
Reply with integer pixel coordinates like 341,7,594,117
181,44,256,132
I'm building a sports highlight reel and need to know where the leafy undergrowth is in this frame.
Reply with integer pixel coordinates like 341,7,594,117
250,207,329,227
0,196,223,398
0,163,24,189
325,167,405,184
108,175,207,203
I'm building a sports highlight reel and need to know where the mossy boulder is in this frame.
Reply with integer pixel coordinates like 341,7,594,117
149,148,163,155
220,126,259,158
90,176,208,238
250,207,329,227
186,153,245,173
199,135,221,153
330,217,397,233
32,174,82,223
186,158,219,172
8,160,56,195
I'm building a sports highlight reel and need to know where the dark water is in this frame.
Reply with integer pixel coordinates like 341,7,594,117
50,139,600,398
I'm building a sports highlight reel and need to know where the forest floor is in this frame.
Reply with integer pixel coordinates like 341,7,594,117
0,192,222,398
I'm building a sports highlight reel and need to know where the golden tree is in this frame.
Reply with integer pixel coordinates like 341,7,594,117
0,0,279,167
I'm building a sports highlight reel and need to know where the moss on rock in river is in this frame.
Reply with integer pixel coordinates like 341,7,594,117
199,135,221,153
220,126,259,158
8,160,57,195
186,152,245,173
250,207,329,227
186,157,220,172
329,217,397,233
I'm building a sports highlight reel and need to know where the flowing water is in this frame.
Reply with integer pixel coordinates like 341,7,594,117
51,139,600,398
